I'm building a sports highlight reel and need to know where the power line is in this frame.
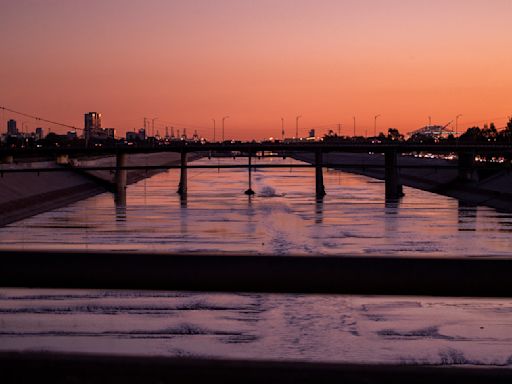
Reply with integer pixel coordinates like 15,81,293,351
0,106,82,131
0,106,125,140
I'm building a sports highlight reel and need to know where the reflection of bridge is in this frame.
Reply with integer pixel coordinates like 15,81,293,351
1,143,511,201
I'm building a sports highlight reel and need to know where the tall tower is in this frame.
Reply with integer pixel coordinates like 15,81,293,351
84,112,102,142
7,119,18,136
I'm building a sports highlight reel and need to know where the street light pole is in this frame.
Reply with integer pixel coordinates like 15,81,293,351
374,114,381,137
151,117,158,137
212,119,216,142
222,116,229,142
295,115,302,138
281,117,285,140
353,116,356,137
456,114,462,136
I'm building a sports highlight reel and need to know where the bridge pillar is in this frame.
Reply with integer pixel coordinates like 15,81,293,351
1,155,13,164
385,150,404,199
458,152,478,182
55,154,69,165
177,151,188,195
115,153,128,203
315,150,326,198
245,153,255,195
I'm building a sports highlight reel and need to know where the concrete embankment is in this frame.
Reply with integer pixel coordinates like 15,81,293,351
0,152,199,226
0,161,105,227
71,152,202,186
293,152,512,212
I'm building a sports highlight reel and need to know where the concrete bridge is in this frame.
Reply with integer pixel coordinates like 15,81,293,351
1,142,510,202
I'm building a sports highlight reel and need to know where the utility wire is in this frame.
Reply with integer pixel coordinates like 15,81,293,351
0,105,82,131
0,106,125,139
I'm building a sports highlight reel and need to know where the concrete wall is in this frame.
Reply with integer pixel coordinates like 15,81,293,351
0,153,201,227
0,164,105,227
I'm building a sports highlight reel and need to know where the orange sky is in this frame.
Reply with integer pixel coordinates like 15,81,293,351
1,0,511,140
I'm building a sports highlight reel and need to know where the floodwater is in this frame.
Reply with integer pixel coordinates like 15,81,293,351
1,157,512,365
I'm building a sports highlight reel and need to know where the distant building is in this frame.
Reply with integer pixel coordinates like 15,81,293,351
83,112,116,141
104,128,116,139
35,127,44,140
67,131,78,140
126,131,138,141
84,112,102,131
126,128,146,142
7,119,18,136
309,129,315,138
84,112,102,142
408,125,454,140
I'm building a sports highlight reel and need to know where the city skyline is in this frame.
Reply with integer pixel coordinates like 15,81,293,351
1,0,512,139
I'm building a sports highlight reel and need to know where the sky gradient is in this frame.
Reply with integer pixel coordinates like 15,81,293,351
1,0,511,140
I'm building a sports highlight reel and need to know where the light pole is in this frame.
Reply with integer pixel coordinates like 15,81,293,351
151,117,158,137
353,116,356,137
281,117,285,140
222,116,229,142
374,114,381,137
456,114,462,136
212,119,216,142
295,115,302,138
428,116,432,127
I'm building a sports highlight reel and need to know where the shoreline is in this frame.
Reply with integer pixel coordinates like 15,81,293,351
0,153,201,227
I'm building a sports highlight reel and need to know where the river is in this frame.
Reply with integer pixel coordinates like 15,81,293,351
1,157,511,365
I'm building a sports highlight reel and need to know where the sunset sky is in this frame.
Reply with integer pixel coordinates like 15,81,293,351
1,0,511,140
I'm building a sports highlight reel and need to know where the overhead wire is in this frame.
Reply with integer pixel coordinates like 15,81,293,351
0,105,82,131
0,106,127,140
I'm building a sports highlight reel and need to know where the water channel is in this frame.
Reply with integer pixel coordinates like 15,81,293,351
1,157,511,365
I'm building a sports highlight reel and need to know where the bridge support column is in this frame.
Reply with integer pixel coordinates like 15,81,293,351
245,153,255,195
385,150,403,199
115,153,128,204
315,150,326,198
177,151,188,195
55,154,69,165
458,152,478,182
1,155,13,164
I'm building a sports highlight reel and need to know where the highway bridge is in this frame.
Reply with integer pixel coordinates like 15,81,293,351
1,142,511,200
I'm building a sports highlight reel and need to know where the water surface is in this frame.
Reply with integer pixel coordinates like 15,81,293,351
1,157,512,365
1,157,511,256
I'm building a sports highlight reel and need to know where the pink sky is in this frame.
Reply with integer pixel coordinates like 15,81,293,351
1,0,511,140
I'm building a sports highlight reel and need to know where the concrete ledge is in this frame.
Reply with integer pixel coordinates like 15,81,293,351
1,352,511,384
1,251,512,298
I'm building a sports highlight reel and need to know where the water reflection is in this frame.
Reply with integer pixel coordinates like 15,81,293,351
384,198,401,237
384,198,401,213
179,193,188,208
114,201,127,222
246,195,257,240
314,197,324,224
458,201,477,232
179,195,189,236
1,157,512,257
